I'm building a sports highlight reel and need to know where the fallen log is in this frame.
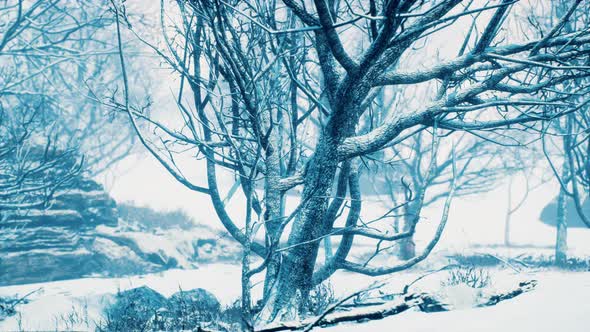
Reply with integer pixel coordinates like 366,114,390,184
256,293,432,332
256,279,537,332
479,280,537,307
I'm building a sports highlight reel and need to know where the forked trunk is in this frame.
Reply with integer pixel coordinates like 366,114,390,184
258,138,341,323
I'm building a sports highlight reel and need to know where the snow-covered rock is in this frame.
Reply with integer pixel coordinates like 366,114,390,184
168,288,220,313
0,178,173,285
0,174,242,286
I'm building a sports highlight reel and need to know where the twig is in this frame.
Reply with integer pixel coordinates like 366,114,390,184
302,281,385,332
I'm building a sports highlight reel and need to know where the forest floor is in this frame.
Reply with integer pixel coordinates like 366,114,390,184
0,248,588,331
325,268,590,332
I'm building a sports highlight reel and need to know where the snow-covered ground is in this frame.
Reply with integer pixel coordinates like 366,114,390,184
1,262,589,331
327,271,590,332
0,264,242,331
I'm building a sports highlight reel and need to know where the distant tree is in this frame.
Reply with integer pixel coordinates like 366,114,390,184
504,164,550,247
543,108,590,266
111,0,590,322
536,0,590,265
382,130,521,259
363,84,527,258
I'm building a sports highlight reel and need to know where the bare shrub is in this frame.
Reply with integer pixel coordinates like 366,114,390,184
97,286,166,332
304,281,337,316
442,266,492,289
53,303,90,331
96,286,245,331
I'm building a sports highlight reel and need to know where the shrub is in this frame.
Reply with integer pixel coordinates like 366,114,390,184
220,300,246,326
442,266,492,289
97,286,166,332
53,303,90,331
0,296,23,321
303,281,336,316
1,289,41,323
98,286,235,331
447,253,502,267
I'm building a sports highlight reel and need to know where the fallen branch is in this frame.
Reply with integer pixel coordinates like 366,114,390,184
256,293,430,332
256,279,537,331
480,280,537,307
0,287,43,320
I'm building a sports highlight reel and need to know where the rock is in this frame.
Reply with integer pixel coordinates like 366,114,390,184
0,175,161,285
0,155,240,285
168,288,221,314
101,287,221,331
192,238,240,262
165,288,221,327
116,286,167,308
102,286,167,331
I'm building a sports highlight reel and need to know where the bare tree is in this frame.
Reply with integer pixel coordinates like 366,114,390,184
111,0,590,322
0,0,135,177
0,108,81,214
531,0,590,265
376,126,520,259
503,165,550,247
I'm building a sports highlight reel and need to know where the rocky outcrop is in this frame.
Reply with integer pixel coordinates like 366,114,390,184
0,174,242,286
0,178,159,286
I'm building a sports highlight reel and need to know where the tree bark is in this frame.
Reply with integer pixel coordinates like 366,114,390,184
504,176,514,247
262,122,285,300
260,137,342,322
399,200,419,260
555,166,568,266
398,219,417,260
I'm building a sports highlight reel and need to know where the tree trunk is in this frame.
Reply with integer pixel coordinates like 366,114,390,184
555,191,567,266
556,116,571,267
504,177,513,247
258,137,341,322
262,113,285,301
398,222,416,260
555,173,568,266
555,175,567,266
398,204,418,260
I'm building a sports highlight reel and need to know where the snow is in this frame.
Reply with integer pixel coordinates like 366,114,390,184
326,271,590,332
53,189,107,197
96,226,198,268
17,209,82,217
0,264,241,331
1,262,589,331
2,181,589,330
95,225,240,268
